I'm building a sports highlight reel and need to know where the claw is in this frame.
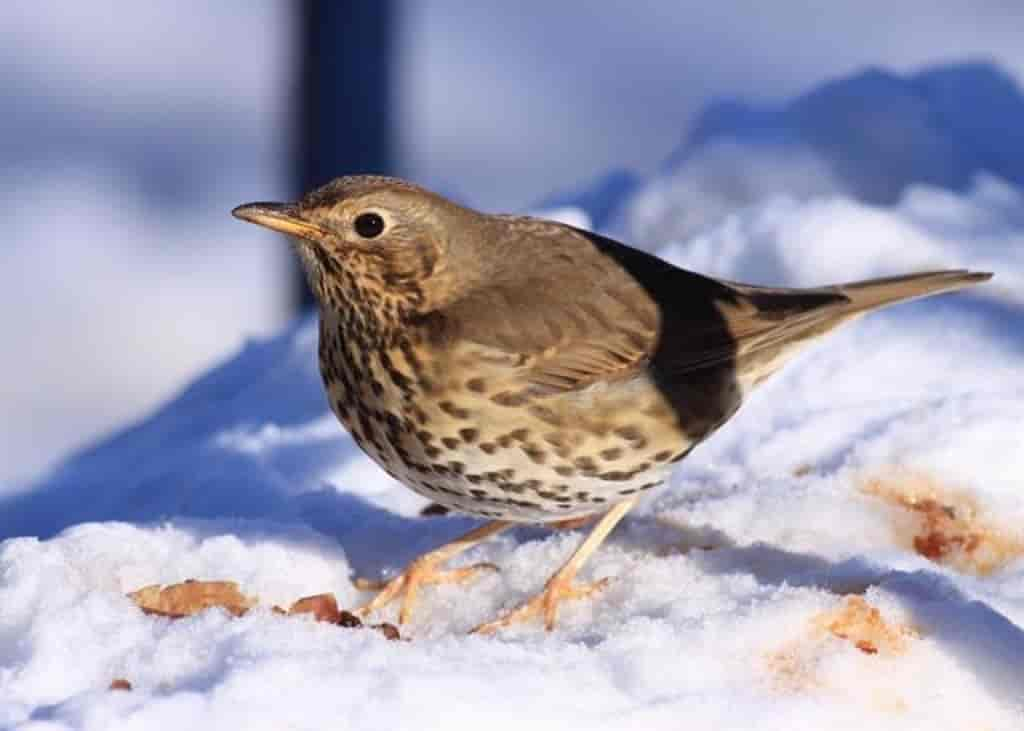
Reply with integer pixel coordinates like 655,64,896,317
353,521,510,625
472,573,611,634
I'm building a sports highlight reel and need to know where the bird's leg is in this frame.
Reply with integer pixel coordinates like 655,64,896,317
355,520,512,625
547,514,599,531
473,497,638,634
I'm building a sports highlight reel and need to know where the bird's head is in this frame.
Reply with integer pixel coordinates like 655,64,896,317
233,176,484,323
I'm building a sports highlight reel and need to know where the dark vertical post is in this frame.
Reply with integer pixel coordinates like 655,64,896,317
295,0,395,311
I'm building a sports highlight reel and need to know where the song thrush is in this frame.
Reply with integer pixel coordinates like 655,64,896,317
232,176,991,633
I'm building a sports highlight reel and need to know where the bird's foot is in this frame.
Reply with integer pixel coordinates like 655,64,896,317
353,520,511,625
355,557,499,625
471,567,609,634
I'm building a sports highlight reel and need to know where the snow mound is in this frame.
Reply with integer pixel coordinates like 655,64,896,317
619,62,1024,244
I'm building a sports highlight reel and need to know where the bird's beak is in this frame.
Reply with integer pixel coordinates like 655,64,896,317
231,202,329,242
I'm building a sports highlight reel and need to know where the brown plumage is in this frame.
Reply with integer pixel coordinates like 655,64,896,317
233,175,991,633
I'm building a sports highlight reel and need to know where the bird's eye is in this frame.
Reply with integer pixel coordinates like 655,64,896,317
354,212,385,239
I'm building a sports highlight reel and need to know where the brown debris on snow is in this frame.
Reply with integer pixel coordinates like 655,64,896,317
128,584,402,640
816,596,917,656
109,678,132,691
129,580,256,618
372,622,402,641
283,593,402,638
766,642,824,693
862,471,1024,575
288,593,344,623
767,597,917,696
791,463,814,477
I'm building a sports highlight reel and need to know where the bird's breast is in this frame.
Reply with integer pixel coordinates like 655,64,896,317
318,321,696,522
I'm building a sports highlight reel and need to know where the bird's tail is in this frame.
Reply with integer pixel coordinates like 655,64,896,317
718,269,991,390
835,269,992,316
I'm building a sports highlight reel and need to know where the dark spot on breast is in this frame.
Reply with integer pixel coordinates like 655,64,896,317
458,428,479,443
466,378,487,393
574,456,598,473
639,481,663,490
480,442,497,455
439,400,471,419
370,379,384,397
600,448,623,461
614,425,648,449
385,412,405,434
530,405,563,426
554,465,575,477
400,340,423,374
543,433,565,447
387,368,411,392
415,430,434,444
492,391,528,407
441,437,459,450
447,461,466,474
522,445,547,464
424,446,442,459
358,412,375,439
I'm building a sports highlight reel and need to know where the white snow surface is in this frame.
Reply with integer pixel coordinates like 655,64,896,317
5,82,1024,729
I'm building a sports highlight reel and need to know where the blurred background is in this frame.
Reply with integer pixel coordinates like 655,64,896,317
3,0,1024,488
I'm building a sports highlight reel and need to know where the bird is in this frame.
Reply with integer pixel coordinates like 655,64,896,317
232,175,991,633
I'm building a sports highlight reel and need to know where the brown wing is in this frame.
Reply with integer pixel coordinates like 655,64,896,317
435,220,849,393
437,220,660,393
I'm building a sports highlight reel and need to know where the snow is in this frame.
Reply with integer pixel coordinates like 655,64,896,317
4,64,1024,729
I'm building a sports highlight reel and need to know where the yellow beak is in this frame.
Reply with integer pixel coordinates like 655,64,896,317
231,202,329,241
